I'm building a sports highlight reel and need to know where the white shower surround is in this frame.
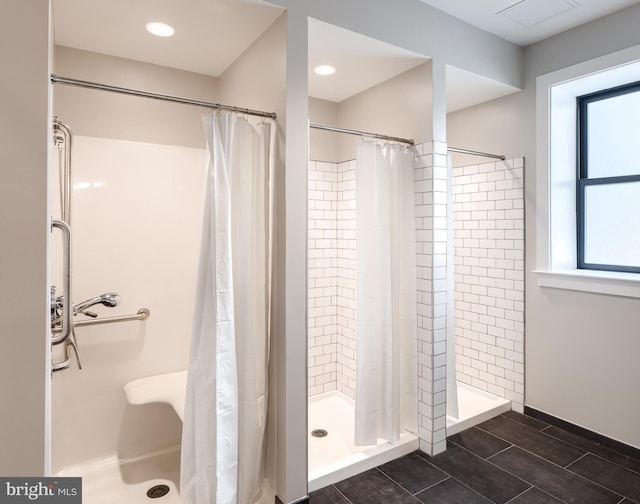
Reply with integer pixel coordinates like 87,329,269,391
308,141,451,458
307,145,524,463
452,157,525,413
52,135,206,473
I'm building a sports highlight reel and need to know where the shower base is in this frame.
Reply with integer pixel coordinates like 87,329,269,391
446,381,511,436
308,391,419,493
56,447,181,504
55,446,275,504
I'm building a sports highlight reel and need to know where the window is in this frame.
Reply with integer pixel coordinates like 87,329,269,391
535,45,640,298
577,82,640,273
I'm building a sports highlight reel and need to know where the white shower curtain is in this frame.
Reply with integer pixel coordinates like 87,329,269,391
181,113,271,504
355,141,418,446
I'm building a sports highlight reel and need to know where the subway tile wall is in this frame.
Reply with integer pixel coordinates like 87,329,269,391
452,158,525,413
308,160,357,398
414,141,448,456
308,160,339,397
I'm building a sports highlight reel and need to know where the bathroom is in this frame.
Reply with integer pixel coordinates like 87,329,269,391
49,3,521,500
4,1,640,504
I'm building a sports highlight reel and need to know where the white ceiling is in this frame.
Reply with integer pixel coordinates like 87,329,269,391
308,19,428,104
52,0,638,111
52,0,284,77
417,0,639,47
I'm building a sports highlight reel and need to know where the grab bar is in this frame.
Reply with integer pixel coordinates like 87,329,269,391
51,220,72,345
51,308,150,333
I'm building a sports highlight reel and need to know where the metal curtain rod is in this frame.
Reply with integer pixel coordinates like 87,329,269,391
448,146,505,161
309,122,415,146
51,75,277,120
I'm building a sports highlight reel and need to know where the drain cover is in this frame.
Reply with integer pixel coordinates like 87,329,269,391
311,429,328,438
147,484,170,499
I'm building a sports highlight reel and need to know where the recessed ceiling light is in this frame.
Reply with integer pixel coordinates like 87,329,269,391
314,65,336,76
145,22,175,37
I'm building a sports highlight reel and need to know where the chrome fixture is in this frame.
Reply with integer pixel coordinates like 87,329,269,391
51,220,72,346
74,292,121,318
51,308,150,333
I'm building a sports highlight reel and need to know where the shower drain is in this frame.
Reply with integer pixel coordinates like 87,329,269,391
311,429,328,438
147,484,171,499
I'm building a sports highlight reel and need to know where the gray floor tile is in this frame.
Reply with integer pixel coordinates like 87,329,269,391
378,452,448,494
478,415,586,467
507,487,564,503
567,453,640,502
543,425,640,474
334,468,420,504
309,485,351,504
427,442,531,504
415,477,492,504
490,446,622,504
449,426,512,458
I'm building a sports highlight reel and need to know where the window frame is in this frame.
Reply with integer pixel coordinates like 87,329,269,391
576,82,640,274
534,45,640,299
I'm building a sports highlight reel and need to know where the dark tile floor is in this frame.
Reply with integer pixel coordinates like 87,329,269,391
309,411,640,504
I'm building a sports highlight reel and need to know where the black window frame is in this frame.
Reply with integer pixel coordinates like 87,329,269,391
577,81,640,274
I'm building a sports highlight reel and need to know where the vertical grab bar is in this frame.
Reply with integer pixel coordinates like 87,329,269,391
51,219,72,345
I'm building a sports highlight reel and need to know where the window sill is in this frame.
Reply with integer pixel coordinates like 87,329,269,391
534,269,640,299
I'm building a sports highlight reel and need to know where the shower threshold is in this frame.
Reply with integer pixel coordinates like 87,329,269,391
308,391,418,492
446,382,511,436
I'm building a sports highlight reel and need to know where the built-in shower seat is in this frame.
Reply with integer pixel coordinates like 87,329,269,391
124,370,188,421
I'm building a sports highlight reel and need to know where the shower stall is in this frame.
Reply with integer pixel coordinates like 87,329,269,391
305,120,525,490
49,43,280,502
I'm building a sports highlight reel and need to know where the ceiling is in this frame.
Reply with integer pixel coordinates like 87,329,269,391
52,0,638,112
417,0,639,47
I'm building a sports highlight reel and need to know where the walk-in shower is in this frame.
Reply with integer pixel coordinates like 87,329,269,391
50,68,277,503
306,114,524,489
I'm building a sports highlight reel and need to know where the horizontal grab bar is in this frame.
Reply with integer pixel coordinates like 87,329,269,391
52,308,150,333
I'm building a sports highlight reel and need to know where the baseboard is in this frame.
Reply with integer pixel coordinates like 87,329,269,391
524,406,640,461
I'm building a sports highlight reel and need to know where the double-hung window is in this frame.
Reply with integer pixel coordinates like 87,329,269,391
577,82,640,274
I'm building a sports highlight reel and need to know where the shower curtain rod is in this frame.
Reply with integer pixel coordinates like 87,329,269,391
447,147,505,161
50,74,277,120
309,123,505,161
309,122,415,146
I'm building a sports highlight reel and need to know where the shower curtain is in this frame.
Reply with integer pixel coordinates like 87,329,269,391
355,141,417,446
181,113,271,504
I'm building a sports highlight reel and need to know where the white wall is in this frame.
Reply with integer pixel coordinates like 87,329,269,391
54,46,217,148
447,3,640,448
0,0,51,476
336,62,432,161
309,97,339,162
51,137,204,471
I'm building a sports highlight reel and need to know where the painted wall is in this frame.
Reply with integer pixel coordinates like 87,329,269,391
309,62,432,163
0,0,51,476
309,97,339,162
54,46,217,148
447,4,640,448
